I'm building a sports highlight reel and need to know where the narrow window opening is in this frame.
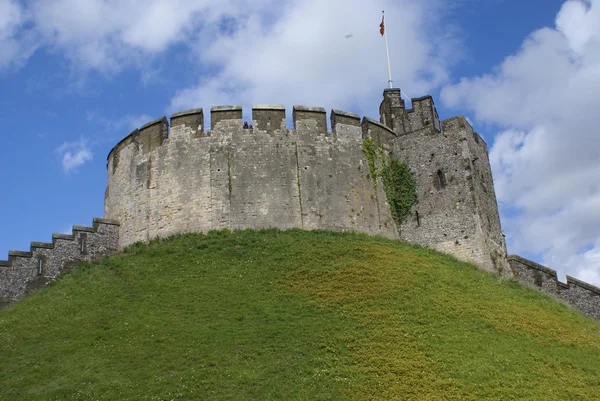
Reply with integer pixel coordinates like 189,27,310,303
38,259,43,276
267,118,272,130
416,211,421,227
81,236,86,253
437,169,446,188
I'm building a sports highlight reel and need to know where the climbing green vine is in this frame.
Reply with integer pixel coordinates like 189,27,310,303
382,157,418,226
362,138,417,226
362,138,381,189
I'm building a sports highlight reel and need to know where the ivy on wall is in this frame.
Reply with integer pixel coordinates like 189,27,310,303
362,138,381,189
382,158,418,226
362,138,417,226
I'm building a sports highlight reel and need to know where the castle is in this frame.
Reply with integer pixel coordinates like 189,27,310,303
1,89,599,321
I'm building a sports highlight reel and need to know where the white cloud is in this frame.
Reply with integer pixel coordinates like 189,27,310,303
169,0,456,120
2,0,458,100
0,0,250,73
22,0,284,74
0,0,37,69
441,0,600,285
55,138,93,173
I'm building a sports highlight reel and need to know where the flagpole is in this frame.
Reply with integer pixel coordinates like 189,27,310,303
382,10,393,88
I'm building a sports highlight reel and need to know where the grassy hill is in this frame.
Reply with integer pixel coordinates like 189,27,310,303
1,229,599,400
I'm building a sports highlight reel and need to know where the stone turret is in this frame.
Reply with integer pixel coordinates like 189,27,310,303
379,89,510,276
379,88,406,135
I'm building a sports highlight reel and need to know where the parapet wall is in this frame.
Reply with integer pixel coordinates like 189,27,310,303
105,105,400,249
508,255,600,321
379,89,441,136
0,218,120,307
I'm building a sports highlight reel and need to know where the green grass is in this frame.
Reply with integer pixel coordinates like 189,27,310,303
1,229,600,400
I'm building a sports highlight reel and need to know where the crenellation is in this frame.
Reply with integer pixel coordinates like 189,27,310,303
361,117,396,149
568,276,600,294
252,104,286,132
406,96,441,133
170,108,204,137
0,218,120,307
138,116,168,154
9,250,31,258
73,225,95,233
108,128,139,173
52,233,73,240
211,105,243,130
293,106,327,134
331,109,361,142
508,255,600,320
31,241,53,249
331,109,360,130
379,88,407,134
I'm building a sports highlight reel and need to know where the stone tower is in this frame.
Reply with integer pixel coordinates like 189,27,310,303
380,89,511,276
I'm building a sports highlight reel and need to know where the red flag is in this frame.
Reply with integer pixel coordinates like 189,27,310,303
380,12,385,36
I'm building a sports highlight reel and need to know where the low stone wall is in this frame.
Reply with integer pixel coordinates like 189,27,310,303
0,218,120,307
508,254,600,321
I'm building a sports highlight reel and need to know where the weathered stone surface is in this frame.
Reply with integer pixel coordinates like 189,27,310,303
211,105,242,130
293,106,327,134
170,108,204,137
331,109,360,136
0,219,119,306
139,117,168,154
509,255,600,321
380,87,510,277
252,105,286,131
105,107,399,250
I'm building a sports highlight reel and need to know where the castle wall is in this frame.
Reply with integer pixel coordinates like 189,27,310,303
0,218,119,306
458,118,510,274
388,110,509,275
509,255,600,321
376,87,511,276
391,123,480,263
105,107,399,249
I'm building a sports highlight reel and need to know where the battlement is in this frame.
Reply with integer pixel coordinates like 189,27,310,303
211,105,243,129
0,218,120,307
379,89,441,135
508,255,600,320
361,117,396,148
106,105,393,174
171,108,204,136
406,96,441,133
252,104,286,131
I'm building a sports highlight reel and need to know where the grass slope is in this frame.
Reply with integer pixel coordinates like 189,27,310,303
1,229,599,400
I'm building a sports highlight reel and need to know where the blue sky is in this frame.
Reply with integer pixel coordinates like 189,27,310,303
1,0,599,285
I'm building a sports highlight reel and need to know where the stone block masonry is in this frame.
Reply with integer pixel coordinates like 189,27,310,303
105,105,399,250
382,89,510,276
509,255,600,321
0,218,119,307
